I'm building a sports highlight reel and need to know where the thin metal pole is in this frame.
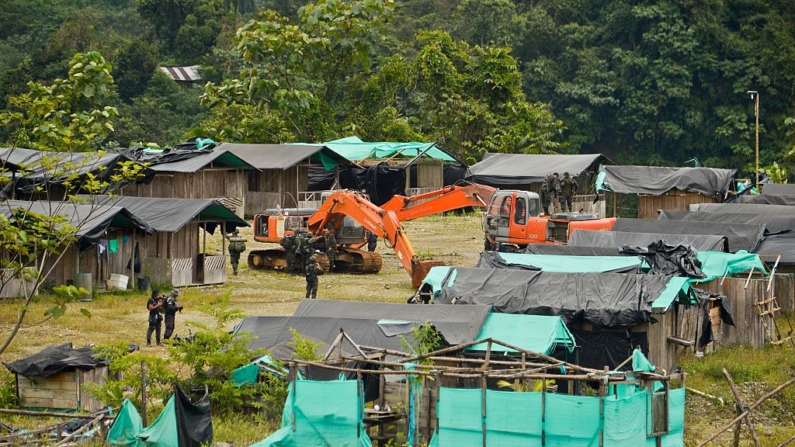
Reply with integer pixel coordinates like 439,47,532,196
754,92,760,192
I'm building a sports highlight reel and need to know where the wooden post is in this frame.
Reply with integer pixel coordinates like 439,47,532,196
141,360,147,427
723,368,761,447
481,373,487,447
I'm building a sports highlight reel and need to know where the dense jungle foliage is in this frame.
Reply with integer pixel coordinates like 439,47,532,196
1,0,795,174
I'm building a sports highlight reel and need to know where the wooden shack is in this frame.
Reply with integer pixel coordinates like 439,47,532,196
598,165,738,219
5,344,120,413
217,143,351,216
121,147,254,218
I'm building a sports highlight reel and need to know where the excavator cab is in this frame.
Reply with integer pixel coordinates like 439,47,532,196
483,191,545,250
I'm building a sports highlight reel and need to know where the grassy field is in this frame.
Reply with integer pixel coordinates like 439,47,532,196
1,213,794,446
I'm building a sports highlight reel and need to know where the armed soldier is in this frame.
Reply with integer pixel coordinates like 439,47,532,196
559,172,578,213
323,228,337,272
227,229,247,275
541,175,553,215
280,233,297,274
304,255,324,299
163,288,184,340
294,230,313,273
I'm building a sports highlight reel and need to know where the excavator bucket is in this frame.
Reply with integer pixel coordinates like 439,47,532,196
411,259,446,288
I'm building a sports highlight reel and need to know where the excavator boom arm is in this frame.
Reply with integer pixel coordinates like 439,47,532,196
308,191,420,276
381,183,497,221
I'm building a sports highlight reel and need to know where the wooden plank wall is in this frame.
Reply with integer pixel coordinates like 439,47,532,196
18,371,78,410
78,366,111,412
382,380,437,444
123,170,246,206
637,191,718,219
245,166,309,216
646,308,678,373
415,163,443,189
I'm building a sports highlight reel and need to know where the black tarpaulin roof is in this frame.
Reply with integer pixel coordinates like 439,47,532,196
217,143,351,170
466,153,608,186
234,316,432,357
755,232,795,265
123,145,255,173
89,196,247,233
599,165,736,196
0,147,142,197
659,210,795,234
691,202,795,216
734,194,795,206
431,268,695,327
569,229,728,252
4,343,109,378
0,200,153,250
762,184,795,195
293,299,492,345
610,218,764,253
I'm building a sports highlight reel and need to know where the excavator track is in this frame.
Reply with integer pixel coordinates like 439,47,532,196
247,248,381,274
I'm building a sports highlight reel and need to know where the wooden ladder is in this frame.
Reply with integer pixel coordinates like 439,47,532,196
754,255,794,347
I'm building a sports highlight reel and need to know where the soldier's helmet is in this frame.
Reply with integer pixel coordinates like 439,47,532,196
309,255,318,262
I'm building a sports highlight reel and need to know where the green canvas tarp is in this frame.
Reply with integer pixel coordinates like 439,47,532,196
323,136,456,163
694,250,766,283
250,379,372,447
467,314,576,354
107,400,143,447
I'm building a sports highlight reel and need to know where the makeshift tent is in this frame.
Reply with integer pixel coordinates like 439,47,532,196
597,165,736,196
107,399,143,447
476,251,642,273
87,195,247,234
431,268,697,326
250,379,371,447
231,355,288,386
569,229,728,252
610,218,765,253
466,153,608,188
428,351,684,447
293,299,492,346
468,314,577,354
0,200,153,251
137,386,213,447
658,210,795,234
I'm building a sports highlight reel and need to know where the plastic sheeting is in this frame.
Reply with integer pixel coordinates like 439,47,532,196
690,202,795,216
524,244,627,256
734,194,795,206
658,210,795,234
610,218,765,253
467,314,577,354
569,230,728,253
762,183,795,195
431,268,696,327
466,153,608,187
137,387,213,447
597,165,736,196
477,251,642,273
5,343,110,378
123,143,254,173
619,241,704,278
250,379,372,447
107,399,143,447
293,299,491,346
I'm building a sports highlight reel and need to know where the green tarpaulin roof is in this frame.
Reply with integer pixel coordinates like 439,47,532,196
695,250,767,283
468,314,577,354
323,136,456,162
498,253,642,273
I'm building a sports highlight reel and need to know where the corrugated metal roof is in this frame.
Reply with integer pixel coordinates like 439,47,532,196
158,66,202,82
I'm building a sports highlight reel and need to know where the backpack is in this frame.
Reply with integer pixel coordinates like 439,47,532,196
230,240,246,252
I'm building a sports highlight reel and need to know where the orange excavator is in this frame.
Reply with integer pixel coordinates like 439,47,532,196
247,183,495,278
482,190,617,251
307,191,444,287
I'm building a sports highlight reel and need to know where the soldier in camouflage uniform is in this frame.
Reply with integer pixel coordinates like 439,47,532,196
281,233,297,274
323,228,337,272
559,172,578,213
305,255,324,299
227,229,247,275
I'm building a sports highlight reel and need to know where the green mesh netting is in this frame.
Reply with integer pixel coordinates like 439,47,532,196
429,386,685,447
250,379,372,447
137,395,178,447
